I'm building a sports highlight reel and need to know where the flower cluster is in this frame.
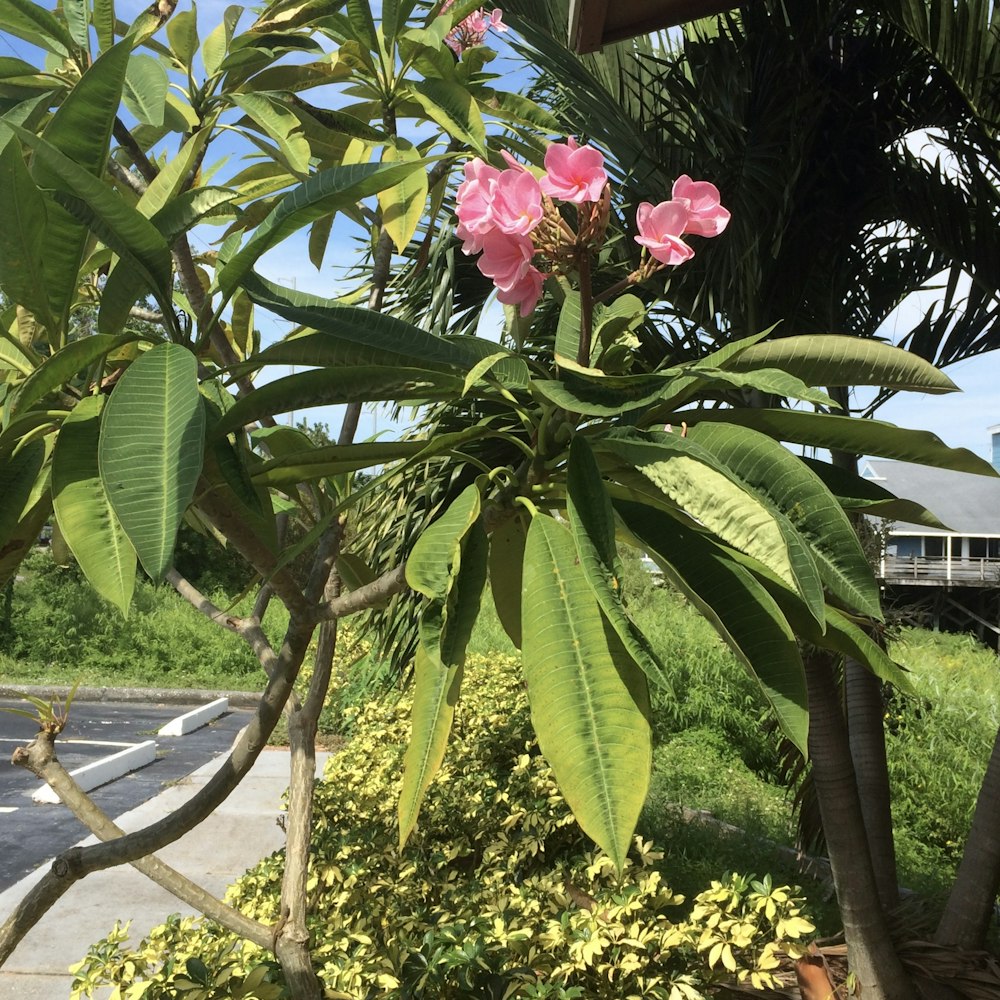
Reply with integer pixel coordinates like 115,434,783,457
442,1,507,56
455,138,731,317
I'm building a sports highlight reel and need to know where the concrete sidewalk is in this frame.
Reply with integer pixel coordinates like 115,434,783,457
0,746,323,999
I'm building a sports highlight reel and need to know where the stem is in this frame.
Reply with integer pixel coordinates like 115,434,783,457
577,252,594,367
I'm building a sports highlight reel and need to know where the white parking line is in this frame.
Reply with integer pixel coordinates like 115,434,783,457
0,807,17,813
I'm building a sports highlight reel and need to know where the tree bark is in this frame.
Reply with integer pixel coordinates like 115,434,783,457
935,723,1000,949
805,652,912,999
845,657,899,908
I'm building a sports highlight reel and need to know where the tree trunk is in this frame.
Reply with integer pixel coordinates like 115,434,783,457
845,657,899,908
805,652,912,999
935,723,1000,949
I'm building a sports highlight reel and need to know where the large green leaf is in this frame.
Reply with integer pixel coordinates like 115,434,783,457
399,519,487,847
0,138,54,329
51,395,136,615
99,343,206,580
600,429,826,623
803,457,947,529
123,54,169,127
14,333,133,415
250,439,432,487
240,271,512,374
489,512,526,648
0,438,46,547
615,500,809,753
216,367,462,435
520,514,651,870
680,409,998,476
405,483,481,599
567,437,672,689
687,422,882,618
16,125,173,306
0,0,74,55
377,144,428,253
218,160,429,296
722,335,959,393
408,78,486,156
31,39,131,331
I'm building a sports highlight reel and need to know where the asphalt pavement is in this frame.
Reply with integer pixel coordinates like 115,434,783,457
0,698,323,1000
0,698,253,890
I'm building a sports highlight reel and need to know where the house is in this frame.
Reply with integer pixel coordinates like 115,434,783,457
862,438,1000,586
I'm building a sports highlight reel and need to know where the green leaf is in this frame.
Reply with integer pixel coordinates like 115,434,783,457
123,54,169,128
615,501,808,754
250,439,431,487
600,429,825,624
31,39,132,331
399,519,487,847
567,437,672,690
216,367,462,434
231,92,311,175
166,6,198,64
14,333,133,415
62,0,89,49
0,0,74,56
99,343,206,580
489,512,526,648
405,484,480,599
377,144,428,253
554,288,582,362
722,335,959,393
135,127,212,219
0,139,56,329
803,457,947,529
0,438,46,547
218,161,429,296
681,409,999,476
521,514,652,870
0,332,35,377
240,272,509,374
16,125,174,306
201,4,242,77
51,395,136,615
687,422,882,618
408,78,487,156
93,0,115,52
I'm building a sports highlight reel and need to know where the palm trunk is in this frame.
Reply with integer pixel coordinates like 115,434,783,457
845,657,899,908
935,723,1000,948
805,652,912,999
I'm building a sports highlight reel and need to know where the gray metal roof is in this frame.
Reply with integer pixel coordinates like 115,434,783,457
862,460,1000,536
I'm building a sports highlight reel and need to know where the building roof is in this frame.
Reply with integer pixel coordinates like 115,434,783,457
862,460,1000,536
568,0,743,52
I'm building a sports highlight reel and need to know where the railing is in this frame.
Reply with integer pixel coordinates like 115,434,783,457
880,554,1000,584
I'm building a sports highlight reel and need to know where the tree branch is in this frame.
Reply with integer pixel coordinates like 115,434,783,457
314,563,408,622
107,158,147,196
113,118,158,184
10,732,273,951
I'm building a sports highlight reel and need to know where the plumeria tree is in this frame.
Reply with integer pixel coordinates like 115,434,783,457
0,1,994,997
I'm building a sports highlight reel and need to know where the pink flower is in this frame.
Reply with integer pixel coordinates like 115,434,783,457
539,137,607,204
634,200,694,266
455,158,500,252
444,4,507,56
477,230,535,291
490,169,543,236
497,265,545,316
672,174,730,237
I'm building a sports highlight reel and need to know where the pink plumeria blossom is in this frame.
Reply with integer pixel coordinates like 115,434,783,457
490,169,543,236
539,137,607,204
443,3,507,57
455,158,501,252
477,230,535,292
672,174,730,237
634,200,694,266
496,264,545,316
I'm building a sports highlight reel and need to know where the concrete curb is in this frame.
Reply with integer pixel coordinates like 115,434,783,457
158,697,229,736
32,739,158,804
0,684,262,710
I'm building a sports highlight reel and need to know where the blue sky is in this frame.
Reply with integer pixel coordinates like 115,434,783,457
2,1,996,457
